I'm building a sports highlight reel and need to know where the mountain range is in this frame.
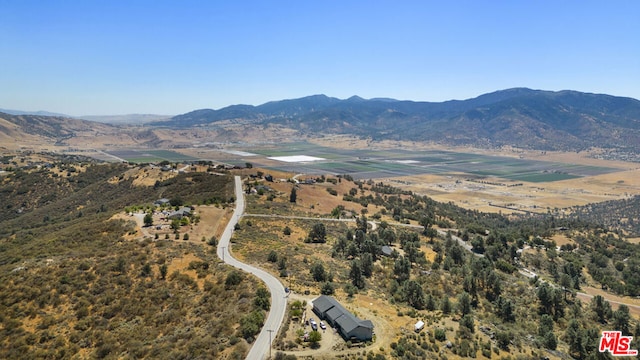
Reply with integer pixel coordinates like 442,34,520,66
2,88,640,153
157,88,640,152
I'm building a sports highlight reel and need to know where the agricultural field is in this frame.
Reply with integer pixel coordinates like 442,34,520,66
222,142,619,182
104,149,198,163
151,141,640,214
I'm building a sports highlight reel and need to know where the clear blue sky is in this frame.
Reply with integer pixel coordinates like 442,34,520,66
1,1,638,115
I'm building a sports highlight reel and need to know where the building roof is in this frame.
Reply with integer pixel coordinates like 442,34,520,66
326,306,345,323
313,295,373,336
313,295,340,314
168,207,192,218
381,245,393,256
361,320,374,329
335,312,364,333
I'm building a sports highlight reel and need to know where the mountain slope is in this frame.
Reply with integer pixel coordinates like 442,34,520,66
160,88,640,152
0,112,114,139
0,112,167,149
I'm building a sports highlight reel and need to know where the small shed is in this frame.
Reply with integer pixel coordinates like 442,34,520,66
381,245,393,257
414,320,425,332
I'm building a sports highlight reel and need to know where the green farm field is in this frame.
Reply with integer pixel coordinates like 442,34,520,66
203,141,640,214
232,142,619,182
105,149,198,163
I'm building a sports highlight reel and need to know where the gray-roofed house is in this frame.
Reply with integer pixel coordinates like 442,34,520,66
326,306,345,326
168,207,192,219
312,295,374,341
154,198,171,206
312,295,339,319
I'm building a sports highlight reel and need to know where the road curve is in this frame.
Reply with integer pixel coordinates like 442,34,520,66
217,176,287,360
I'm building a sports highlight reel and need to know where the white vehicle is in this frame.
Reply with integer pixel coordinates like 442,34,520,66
320,321,327,330
310,318,318,330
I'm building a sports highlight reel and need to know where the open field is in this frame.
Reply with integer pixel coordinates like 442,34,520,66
104,149,198,163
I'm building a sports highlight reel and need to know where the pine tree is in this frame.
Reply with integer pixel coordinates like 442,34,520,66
289,187,297,203
350,261,365,289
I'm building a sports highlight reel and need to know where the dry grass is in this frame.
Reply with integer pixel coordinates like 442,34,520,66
627,237,640,244
166,253,206,290
379,167,640,215
550,233,575,247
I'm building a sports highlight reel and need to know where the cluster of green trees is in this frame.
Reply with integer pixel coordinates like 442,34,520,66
566,195,640,236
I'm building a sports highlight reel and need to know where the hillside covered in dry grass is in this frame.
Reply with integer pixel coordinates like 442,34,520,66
0,156,266,359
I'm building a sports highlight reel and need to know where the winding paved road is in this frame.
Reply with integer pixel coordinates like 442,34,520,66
217,176,287,360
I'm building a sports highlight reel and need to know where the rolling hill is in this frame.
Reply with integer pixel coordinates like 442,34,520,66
0,112,162,149
159,88,640,153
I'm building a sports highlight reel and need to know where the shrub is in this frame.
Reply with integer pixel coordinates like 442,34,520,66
321,282,335,295
225,271,243,288
268,251,278,263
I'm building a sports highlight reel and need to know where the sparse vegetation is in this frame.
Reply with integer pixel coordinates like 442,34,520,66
0,159,262,359
3,152,640,359
233,169,640,359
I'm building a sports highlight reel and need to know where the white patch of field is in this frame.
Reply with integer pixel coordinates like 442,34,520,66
221,150,258,156
394,160,419,164
268,155,326,163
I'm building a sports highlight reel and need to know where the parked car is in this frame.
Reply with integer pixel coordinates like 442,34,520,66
310,318,318,331
320,321,326,330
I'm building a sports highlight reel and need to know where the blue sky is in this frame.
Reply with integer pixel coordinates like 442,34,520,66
1,1,638,115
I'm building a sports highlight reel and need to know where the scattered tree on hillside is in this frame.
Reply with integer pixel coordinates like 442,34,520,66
143,212,153,227
306,223,327,243
321,282,335,295
310,262,327,282
159,264,168,280
393,256,411,283
350,260,365,289
613,305,631,335
267,250,278,263
457,292,472,316
308,330,322,349
590,295,612,323
403,280,426,309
